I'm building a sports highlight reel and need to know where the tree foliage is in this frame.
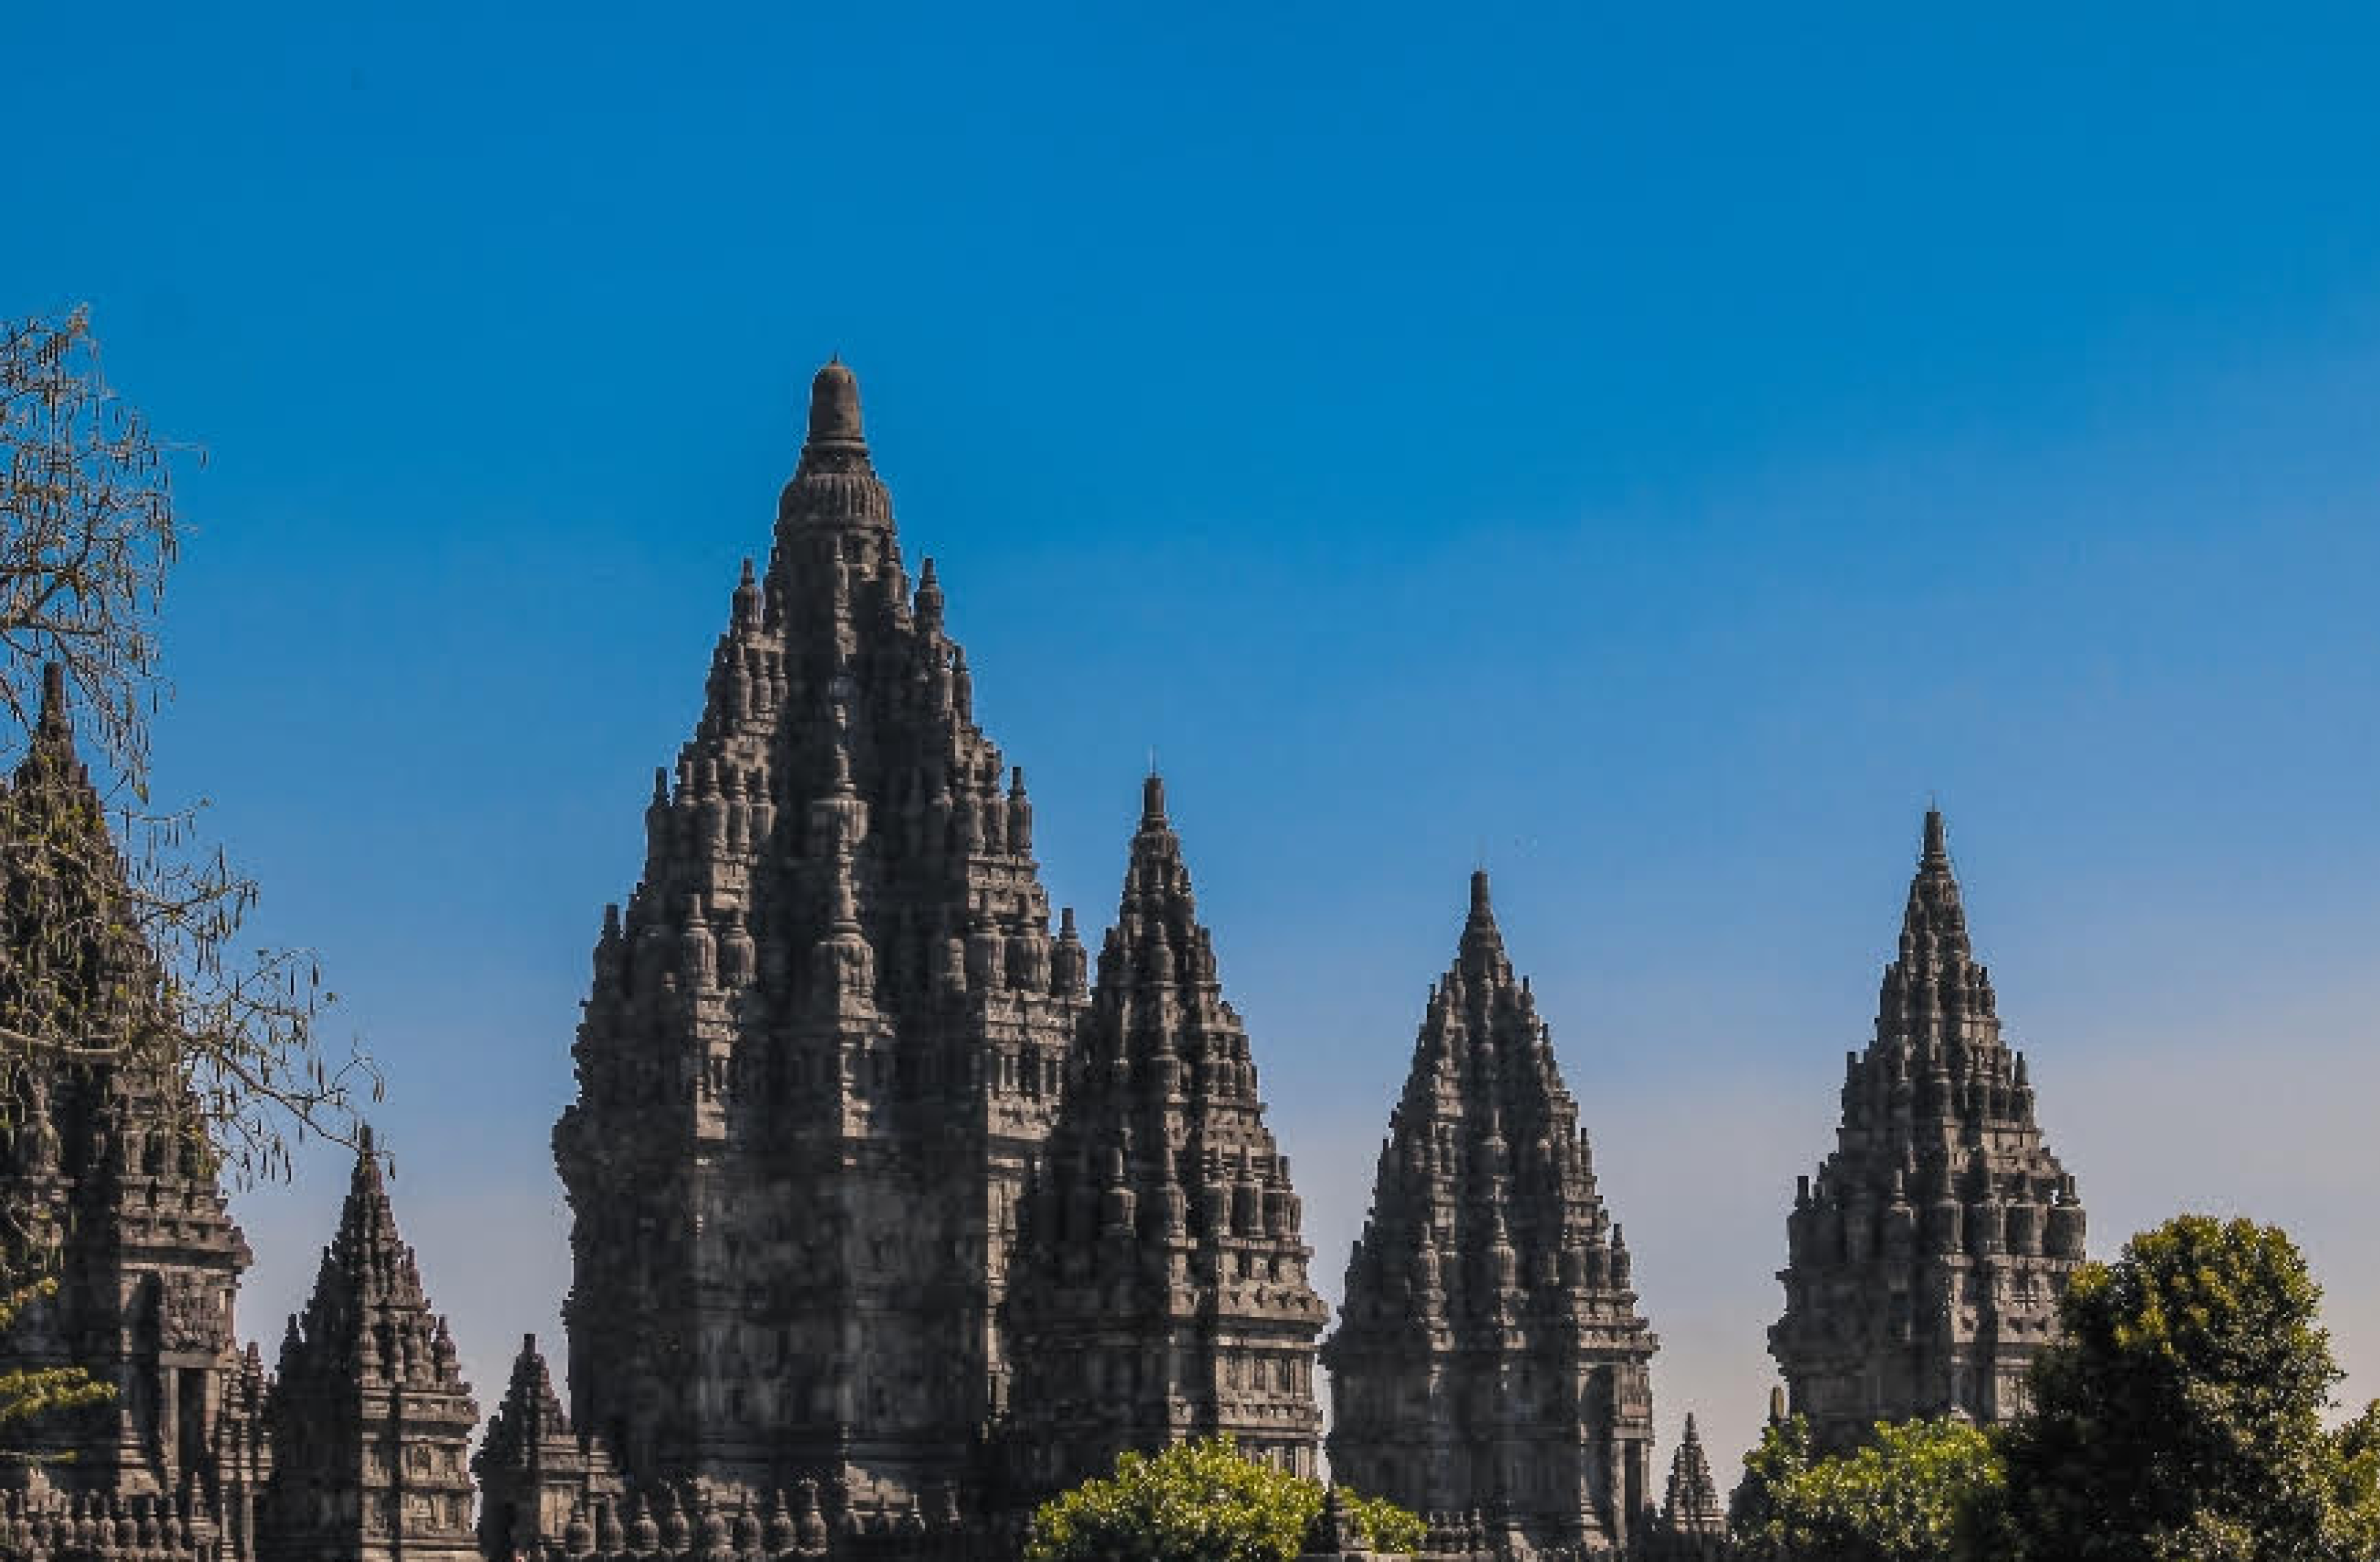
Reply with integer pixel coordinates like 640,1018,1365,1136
0,1273,112,1445
1999,1214,2380,1562
1022,1436,1424,1562
0,305,375,1188
1730,1413,2006,1562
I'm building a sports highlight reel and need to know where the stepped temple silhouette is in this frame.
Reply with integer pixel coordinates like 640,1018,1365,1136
0,362,2087,1560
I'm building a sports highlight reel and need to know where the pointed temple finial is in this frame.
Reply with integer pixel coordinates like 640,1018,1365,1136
806,357,865,448
1470,868,1492,917
34,661,70,743
1923,806,1948,865
1141,772,1167,828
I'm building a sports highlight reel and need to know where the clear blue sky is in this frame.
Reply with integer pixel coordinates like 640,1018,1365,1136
11,3,2380,1476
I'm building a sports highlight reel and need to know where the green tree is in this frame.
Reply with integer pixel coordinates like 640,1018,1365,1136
1731,1413,2006,1562
1022,1436,1425,1562
0,1274,112,1441
1999,1213,2374,1561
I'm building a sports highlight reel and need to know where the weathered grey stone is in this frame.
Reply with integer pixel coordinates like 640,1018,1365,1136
259,1133,478,1562
1324,873,1658,1556
1657,1414,1725,1538
1768,809,2086,1451
1002,774,1327,1497
550,359,1082,1520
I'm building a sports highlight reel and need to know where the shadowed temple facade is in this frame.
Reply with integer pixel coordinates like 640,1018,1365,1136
0,361,2090,1561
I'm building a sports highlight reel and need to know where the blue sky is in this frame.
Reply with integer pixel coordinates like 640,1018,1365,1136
10,3,2380,1476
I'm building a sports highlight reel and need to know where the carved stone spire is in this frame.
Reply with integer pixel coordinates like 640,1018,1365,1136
1659,1414,1727,1537
259,1135,478,1562
1770,809,2087,1451
1005,775,1327,1495
552,359,1079,1523
1325,872,1659,1553
474,1333,620,1562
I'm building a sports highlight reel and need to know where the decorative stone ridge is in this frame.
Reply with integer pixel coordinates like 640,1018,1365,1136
1769,809,2087,1451
1003,775,1328,1497
0,666,269,1557
259,1134,478,1561
1324,872,1659,1555
549,359,1085,1520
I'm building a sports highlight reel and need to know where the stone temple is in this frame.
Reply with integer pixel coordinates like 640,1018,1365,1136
0,358,2100,1560
1002,775,1328,1498
1324,872,1657,1554
544,356,1092,1522
0,668,476,1560
1768,809,2087,1451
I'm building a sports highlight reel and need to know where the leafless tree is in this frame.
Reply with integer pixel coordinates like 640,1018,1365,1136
1,305,377,1193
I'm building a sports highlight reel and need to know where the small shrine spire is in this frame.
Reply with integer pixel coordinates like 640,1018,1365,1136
265,1132,478,1558
1659,1413,1726,1537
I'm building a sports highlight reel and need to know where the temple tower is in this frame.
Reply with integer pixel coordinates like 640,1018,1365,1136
1768,809,2086,1451
1003,776,1327,1498
0,665,267,1551
258,1136,478,1562
1658,1415,1725,1538
475,1334,622,1560
1324,873,1658,1554
551,360,1084,1513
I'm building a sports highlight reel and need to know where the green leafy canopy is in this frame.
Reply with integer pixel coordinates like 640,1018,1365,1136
1023,1436,1425,1562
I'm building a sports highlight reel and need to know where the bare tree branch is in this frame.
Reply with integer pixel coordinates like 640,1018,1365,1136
0,306,376,1192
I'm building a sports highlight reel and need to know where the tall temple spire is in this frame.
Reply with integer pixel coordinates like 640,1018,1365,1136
1771,809,2086,1451
261,1137,478,1561
553,357,1082,1526
1325,873,1658,1554
1004,775,1326,1493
